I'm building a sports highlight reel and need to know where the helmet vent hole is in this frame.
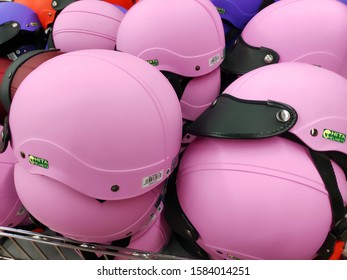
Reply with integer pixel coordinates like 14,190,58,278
216,250,223,255
186,134,191,140
20,152,26,159
96,199,106,203
111,185,120,192
310,129,318,137
195,66,200,71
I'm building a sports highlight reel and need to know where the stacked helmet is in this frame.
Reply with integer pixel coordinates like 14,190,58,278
222,0,347,78
0,2,46,60
0,130,28,228
14,0,78,30
117,0,225,146
0,49,64,117
15,164,166,243
114,203,172,260
9,49,182,243
0,58,12,124
166,62,347,260
52,0,125,52
118,0,225,77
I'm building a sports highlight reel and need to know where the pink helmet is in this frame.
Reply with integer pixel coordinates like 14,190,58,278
9,49,182,201
117,0,225,77
14,163,166,243
0,130,27,228
222,0,347,78
179,68,221,122
52,0,125,52
166,62,347,259
167,136,347,260
114,204,171,259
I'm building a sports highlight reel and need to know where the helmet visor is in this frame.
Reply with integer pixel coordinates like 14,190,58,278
222,36,279,75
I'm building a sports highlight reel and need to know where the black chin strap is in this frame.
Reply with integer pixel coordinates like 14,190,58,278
308,149,347,259
281,133,347,259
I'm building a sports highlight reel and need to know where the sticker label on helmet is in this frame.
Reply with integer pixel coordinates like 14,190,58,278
146,59,159,66
209,54,221,67
322,129,346,144
28,155,49,169
216,7,226,14
142,170,163,188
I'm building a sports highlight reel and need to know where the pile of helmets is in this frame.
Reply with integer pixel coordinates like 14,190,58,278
0,0,347,260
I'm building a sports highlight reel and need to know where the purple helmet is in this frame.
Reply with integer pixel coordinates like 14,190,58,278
0,2,46,60
211,0,275,35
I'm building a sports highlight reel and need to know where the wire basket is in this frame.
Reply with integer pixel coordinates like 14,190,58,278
0,226,188,260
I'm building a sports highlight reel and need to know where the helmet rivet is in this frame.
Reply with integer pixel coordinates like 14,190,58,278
52,1,58,8
310,129,318,137
211,99,218,107
264,54,274,64
166,169,170,175
12,22,19,28
195,65,200,71
111,185,120,192
276,109,290,122
48,12,52,16
20,152,26,159
185,229,193,238
26,24,29,27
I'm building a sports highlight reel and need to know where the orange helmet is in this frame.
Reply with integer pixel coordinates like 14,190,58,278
103,0,139,10
14,0,77,29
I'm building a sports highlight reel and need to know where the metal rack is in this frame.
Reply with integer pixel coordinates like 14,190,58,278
0,226,188,260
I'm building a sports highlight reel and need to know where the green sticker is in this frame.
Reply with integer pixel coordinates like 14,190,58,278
146,59,159,66
322,129,346,143
217,7,226,14
28,155,49,169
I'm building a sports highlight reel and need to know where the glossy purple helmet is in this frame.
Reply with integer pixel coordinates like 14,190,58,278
0,2,45,60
